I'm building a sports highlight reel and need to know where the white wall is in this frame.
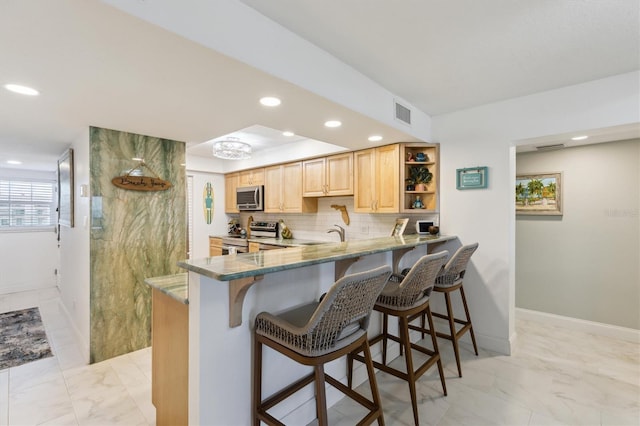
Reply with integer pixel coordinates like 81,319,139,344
58,129,91,357
0,168,58,294
188,171,228,259
432,71,640,353
516,139,639,329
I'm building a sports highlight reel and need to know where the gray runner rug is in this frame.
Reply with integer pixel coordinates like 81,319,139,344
0,307,53,370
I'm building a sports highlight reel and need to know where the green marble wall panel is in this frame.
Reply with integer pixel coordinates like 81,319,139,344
89,127,186,363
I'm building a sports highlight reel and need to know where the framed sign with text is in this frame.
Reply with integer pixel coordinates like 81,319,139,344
456,166,488,190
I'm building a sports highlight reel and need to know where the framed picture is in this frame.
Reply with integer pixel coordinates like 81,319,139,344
516,172,562,216
456,166,488,190
58,148,74,227
390,218,409,236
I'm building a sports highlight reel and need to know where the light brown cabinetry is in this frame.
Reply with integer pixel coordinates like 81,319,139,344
401,144,439,212
225,173,239,213
152,289,188,426
238,168,264,187
302,153,353,197
248,241,260,253
264,162,318,213
209,237,224,257
354,144,400,213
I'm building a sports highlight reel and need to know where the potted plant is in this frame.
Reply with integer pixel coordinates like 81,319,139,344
406,166,432,191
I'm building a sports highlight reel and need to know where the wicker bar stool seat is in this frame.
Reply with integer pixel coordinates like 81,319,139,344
253,265,392,426
418,242,479,377
348,251,449,426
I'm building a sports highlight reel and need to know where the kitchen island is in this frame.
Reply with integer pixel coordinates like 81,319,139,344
177,234,459,425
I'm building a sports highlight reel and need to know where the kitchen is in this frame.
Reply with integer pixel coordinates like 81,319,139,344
0,1,638,425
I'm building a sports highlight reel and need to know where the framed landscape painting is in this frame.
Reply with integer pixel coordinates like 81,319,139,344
516,172,562,216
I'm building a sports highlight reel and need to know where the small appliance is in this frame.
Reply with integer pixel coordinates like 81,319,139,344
236,185,263,211
249,221,278,238
415,220,434,235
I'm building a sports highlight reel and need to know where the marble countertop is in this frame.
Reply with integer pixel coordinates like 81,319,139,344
181,234,455,282
144,273,188,304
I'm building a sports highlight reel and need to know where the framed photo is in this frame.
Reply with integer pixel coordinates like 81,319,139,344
516,172,562,216
390,218,409,236
57,148,74,227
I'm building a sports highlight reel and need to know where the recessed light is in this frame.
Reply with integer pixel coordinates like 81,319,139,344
259,97,281,107
324,120,342,128
6,160,22,165
282,131,295,137
368,135,383,142
4,84,39,96
571,135,588,141
132,157,144,161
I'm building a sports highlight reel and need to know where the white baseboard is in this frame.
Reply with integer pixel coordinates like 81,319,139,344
57,299,90,363
516,308,640,344
431,316,512,355
0,280,56,296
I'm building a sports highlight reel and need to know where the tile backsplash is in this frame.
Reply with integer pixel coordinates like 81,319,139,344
234,196,439,241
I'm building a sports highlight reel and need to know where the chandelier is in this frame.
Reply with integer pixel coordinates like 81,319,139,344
213,137,252,160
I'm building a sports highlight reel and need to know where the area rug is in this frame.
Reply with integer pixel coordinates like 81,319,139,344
0,307,53,370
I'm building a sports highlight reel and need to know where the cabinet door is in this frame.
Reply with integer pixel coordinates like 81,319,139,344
238,168,265,187
248,242,260,253
282,162,304,212
326,153,353,196
209,237,223,257
302,158,326,197
354,149,376,212
224,173,238,213
376,144,400,212
264,165,282,212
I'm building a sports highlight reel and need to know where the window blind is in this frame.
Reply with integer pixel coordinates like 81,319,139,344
0,178,56,229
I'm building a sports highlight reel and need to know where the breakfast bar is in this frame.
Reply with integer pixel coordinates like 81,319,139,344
174,234,459,425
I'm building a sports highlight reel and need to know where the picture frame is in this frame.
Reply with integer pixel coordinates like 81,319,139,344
516,172,562,216
390,218,409,236
456,166,488,190
57,148,74,227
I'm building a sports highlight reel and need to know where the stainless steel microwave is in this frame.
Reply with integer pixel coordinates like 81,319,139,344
236,185,264,211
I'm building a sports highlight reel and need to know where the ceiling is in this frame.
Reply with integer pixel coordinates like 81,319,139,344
1,0,638,172
239,0,640,116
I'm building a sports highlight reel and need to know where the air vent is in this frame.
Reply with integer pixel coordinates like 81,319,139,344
536,143,565,151
394,101,411,125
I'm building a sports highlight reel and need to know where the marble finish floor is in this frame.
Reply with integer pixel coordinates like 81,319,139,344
1,287,638,425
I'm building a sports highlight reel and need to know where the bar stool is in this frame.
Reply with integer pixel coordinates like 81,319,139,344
420,243,479,377
348,251,449,426
253,265,392,426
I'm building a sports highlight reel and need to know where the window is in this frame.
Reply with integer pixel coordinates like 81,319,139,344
0,178,56,230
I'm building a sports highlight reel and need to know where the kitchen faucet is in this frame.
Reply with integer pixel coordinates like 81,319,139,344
327,224,345,242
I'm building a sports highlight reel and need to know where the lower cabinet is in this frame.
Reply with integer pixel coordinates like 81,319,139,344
209,237,224,256
152,289,188,426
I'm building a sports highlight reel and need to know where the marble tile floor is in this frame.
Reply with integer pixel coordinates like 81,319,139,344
1,287,638,425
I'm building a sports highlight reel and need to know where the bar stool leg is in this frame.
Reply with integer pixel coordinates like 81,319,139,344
444,292,463,377
362,339,385,426
425,305,447,396
252,338,263,426
347,351,354,389
381,313,389,365
460,286,479,356
314,365,328,425
400,316,419,426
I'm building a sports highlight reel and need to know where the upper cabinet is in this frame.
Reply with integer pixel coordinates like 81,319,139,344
225,172,239,214
264,162,318,213
302,153,353,197
400,143,439,213
238,168,264,187
225,142,438,215
354,144,399,213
